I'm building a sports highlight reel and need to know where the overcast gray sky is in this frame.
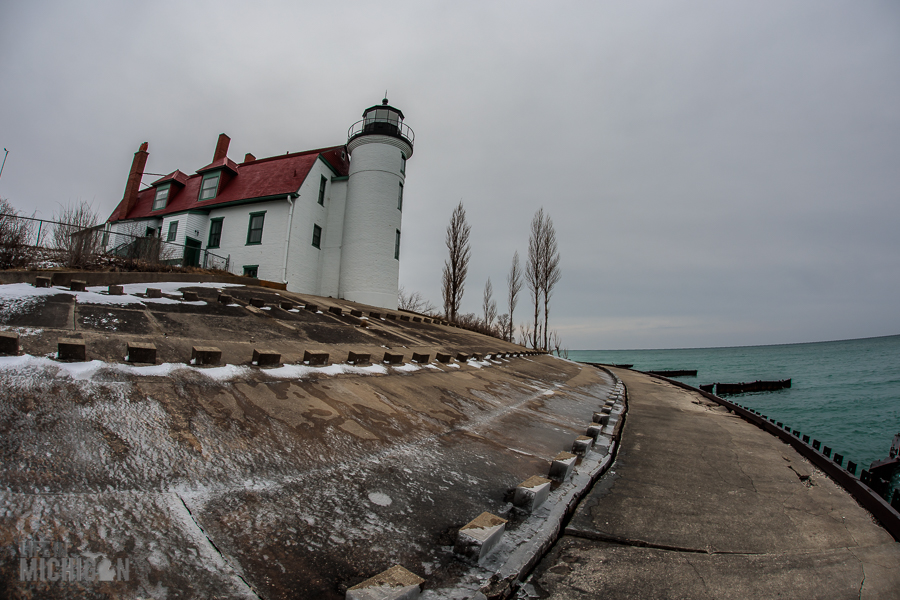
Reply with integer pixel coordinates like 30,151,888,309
1,0,898,350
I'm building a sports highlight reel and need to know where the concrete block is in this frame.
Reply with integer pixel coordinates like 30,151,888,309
280,301,295,310
348,309,363,317
34,276,51,288
57,338,86,361
369,312,382,319
383,352,403,365
305,303,319,312
304,351,329,366
108,285,124,296
146,288,162,298
348,352,371,365
454,512,507,563
435,353,452,363
456,353,470,362
329,306,343,316
600,406,612,415
586,424,603,440
0,331,19,356
217,293,233,304
70,280,87,292
471,353,483,361
572,435,594,455
346,565,425,600
548,451,577,482
412,317,422,323
252,349,281,367
604,399,616,407
182,291,200,302
126,342,156,364
411,352,430,363
250,298,266,308
385,313,397,320
191,346,222,366
399,315,410,321
513,475,552,513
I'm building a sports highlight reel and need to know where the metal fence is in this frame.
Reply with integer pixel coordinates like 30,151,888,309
0,212,230,272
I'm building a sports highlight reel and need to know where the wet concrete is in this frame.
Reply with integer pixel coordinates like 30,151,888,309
528,368,900,599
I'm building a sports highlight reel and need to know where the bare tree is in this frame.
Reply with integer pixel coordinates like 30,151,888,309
549,330,564,357
497,313,510,341
482,277,497,332
52,200,100,268
525,208,562,351
0,198,34,269
506,251,523,342
518,321,533,348
440,201,471,322
525,209,546,349
398,286,437,314
540,214,561,352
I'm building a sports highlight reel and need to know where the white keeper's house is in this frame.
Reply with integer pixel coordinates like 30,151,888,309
104,98,413,309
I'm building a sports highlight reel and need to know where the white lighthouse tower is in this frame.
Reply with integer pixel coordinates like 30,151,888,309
339,98,414,309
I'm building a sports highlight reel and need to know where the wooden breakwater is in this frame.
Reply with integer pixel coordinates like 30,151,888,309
647,369,697,377
585,362,634,369
708,379,791,395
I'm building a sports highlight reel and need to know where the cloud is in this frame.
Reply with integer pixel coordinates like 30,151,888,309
2,0,898,349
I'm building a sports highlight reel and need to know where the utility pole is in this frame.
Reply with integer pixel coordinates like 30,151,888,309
0,148,8,181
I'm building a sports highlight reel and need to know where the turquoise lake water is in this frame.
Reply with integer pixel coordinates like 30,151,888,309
569,334,900,480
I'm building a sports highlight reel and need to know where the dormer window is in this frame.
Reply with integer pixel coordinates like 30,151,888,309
152,184,170,211
199,172,220,201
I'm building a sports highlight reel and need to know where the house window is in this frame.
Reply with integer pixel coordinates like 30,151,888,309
318,175,327,205
145,227,156,237
312,224,322,249
199,172,220,201
394,229,401,259
243,265,258,278
152,185,170,211
246,212,265,245
208,218,223,248
397,182,403,210
167,221,178,242
400,154,406,174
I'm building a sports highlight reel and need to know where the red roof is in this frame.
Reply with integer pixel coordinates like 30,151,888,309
109,145,348,222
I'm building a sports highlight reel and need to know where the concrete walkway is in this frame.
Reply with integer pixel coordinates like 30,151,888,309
528,368,900,599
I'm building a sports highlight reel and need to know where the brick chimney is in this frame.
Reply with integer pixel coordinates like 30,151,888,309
120,142,149,218
244,152,256,163
213,133,230,162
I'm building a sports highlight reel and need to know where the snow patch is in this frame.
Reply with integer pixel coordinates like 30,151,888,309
367,492,392,507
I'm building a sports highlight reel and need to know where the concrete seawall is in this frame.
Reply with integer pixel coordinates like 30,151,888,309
649,370,900,540
528,368,900,599
0,278,615,599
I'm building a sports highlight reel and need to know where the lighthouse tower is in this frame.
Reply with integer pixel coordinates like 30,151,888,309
339,98,414,309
